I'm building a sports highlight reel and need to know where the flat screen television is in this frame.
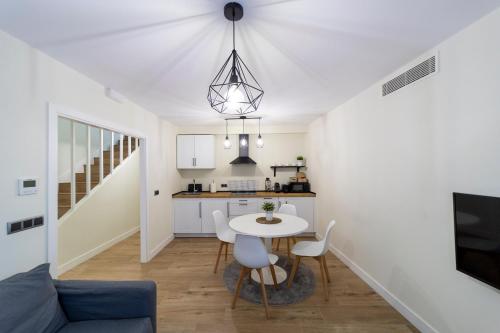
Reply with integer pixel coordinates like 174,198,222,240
453,192,500,290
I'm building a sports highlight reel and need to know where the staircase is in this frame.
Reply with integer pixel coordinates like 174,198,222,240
58,135,139,218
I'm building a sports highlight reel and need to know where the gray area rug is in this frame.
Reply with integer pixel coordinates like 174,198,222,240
223,256,315,305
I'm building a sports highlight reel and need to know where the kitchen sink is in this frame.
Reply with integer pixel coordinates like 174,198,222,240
231,191,257,195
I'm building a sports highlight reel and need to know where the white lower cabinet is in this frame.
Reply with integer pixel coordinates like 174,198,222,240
200,199,228,233
228,198,260,218
174,199,202,233
279,197,315,233
257,197,280,212
174,196,315,234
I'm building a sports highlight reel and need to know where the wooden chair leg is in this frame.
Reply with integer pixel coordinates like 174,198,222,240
232,267,247,309
213,241,224,273
269,265,279,290
318,257,329,301
276,238,281,251
257,268,270,319
224,242,228,262
286,238,291,259
292,236,297,244
322,256,331,283
247,269,253,284
287,256,301,288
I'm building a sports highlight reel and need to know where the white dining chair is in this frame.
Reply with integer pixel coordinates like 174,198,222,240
232,234,278,319
274,203,298,259
287,220,336,301
212,210,236,273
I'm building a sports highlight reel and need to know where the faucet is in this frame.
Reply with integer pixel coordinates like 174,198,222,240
193,179,197,192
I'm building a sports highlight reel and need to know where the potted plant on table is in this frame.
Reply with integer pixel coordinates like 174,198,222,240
262,202,275,222
296,155,305,166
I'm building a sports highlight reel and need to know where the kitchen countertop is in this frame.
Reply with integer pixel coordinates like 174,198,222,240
172,191,316,199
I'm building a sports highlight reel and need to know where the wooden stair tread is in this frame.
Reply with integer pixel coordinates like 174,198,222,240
57,136,138,219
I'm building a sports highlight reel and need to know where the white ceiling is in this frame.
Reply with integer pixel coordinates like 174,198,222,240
1,0,499,126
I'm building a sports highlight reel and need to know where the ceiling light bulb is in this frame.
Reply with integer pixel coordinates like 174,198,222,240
224,136,232,149
256,134,264,148
240,136,248,147
226,84,244,111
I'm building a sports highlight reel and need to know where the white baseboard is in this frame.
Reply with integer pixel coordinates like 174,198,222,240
149,234,174,260
58,226,139,275
315,234,438,333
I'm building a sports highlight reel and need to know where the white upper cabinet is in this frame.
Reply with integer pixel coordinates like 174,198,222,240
194,135,215,169
177,135,215,169
177,135,195,169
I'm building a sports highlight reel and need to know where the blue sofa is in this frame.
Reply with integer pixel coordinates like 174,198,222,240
0,264,156,333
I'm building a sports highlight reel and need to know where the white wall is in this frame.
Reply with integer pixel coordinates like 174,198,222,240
306,8,500,333
0,29,181,279
58,150,140,273
177,132,308,191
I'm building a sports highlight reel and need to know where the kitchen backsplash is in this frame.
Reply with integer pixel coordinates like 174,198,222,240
228,180,257,191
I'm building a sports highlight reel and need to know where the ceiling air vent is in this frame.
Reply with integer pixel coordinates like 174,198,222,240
382,55,437,96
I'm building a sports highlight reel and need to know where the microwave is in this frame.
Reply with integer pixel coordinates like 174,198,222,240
285,182,310,193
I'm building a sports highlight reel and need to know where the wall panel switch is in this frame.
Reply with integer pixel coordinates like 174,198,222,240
6,216,44,235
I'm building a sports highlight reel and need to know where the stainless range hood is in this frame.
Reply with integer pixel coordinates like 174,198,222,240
230,134,256,165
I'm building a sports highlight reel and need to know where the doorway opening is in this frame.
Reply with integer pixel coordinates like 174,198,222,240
47,104,150,277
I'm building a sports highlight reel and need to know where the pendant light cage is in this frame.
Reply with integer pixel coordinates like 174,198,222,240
208,51,264,115
207,2,264,115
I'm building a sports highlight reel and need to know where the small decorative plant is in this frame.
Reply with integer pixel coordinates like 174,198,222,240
296,155,305,166
262,202,275,221
262,202,275,212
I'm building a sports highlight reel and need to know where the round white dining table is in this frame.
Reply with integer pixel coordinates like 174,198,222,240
229,213,309,285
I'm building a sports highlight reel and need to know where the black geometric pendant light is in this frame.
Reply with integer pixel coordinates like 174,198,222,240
207,2,264,115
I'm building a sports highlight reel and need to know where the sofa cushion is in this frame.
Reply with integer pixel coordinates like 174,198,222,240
0,263,67,333
57,318,153,333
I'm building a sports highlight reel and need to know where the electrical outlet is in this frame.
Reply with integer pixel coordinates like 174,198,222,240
22,219,33,229
221,183,227,188
8,221,22,234
33,217,43,226
7,216,44,235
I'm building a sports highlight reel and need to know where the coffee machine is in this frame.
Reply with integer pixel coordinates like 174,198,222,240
265,178,272,191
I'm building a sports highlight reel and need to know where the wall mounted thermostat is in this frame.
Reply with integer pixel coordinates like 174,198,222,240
18,178,38,196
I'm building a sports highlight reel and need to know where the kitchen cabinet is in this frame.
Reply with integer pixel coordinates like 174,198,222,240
200,199,228,233
174,199,202,233
257,197,280,212
194,135,215,169
227,197,279,218
228,198,260,218
174,195,315,235
176,135,215,169
279,197,315,232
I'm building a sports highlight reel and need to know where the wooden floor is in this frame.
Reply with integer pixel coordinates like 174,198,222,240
61,233,418,333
